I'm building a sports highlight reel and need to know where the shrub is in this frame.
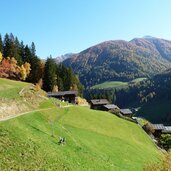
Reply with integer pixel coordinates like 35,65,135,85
159,134,171,151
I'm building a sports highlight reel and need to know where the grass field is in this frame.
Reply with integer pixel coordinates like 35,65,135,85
91,81,128,89
0,78,161,170
130,77,147,83
0,78,31,99
91,78,147,89
0,104,161,170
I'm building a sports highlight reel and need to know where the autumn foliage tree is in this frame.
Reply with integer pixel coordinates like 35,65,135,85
0,53,31,80
0,57,20,78
0,33,43,83
0,52,2,62
20,63,31,80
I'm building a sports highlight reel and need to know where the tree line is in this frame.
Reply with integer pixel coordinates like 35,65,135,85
0,33,83,95
43,57,83,95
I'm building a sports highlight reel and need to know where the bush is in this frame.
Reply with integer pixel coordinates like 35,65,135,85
159,134,171,151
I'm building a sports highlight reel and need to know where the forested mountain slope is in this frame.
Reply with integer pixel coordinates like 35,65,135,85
114,69,171,125
63,37,171,87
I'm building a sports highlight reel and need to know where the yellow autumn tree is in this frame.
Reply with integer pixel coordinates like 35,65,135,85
24,62,31,75
10,57,20,74
20,62,31,80
20,65,27,80
0,52,3,62
34,79,43,91
52,85,58,92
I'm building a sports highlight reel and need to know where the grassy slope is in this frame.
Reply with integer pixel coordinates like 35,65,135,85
0,78,49,120
0,104,161,170
0,78,30,99
91,78,147,89
91,81,128,89
0,78,161,170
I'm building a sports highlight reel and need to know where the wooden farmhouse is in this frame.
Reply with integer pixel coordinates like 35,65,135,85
103,104,119,111
120,109,133,118
48,91,78,104
90,99,109,110
162,126,171,134
152,124,165,136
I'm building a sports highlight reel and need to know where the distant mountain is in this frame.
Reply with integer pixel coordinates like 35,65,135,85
131,37,171,62
55,53,74,63
63,37,171,87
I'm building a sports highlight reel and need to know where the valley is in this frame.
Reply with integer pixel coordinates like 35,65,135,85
1,1,171,170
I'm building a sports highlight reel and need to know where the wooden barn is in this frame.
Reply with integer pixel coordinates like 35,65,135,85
103,104,119,111
120,109,133,118
90,99,109,110
162,126,171,134
48,91,78,104
152,124,165,137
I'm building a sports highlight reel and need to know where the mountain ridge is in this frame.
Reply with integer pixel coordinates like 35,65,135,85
63,36,171,87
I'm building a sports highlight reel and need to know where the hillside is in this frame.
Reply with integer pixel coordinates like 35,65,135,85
114,70,171,125
0,78,47,120
63,37,171,87
0,79,161,170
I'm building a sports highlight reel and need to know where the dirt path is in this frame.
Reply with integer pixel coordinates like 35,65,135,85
0,104,74,122
0,107,56,122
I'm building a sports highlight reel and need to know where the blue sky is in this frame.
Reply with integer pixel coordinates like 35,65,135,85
1,0,171,58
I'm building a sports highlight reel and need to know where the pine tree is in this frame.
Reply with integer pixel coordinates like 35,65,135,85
25,43,42,83
3,33,10,57
19,41,25,62
56,64,83,95
30,42,36,56
3,33,15,58
43,57,57,91
56,65,64,90
16,43,41,83
14,37,23,65
23,45,32,62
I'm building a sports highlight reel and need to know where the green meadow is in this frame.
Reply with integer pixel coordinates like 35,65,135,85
0,78,161,170
91,78,147,90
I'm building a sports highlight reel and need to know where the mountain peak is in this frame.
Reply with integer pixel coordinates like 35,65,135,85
143,35,155,39
55,53,74,63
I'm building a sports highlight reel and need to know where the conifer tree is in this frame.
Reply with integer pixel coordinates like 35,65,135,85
43,57,57,91
30,42,36,56
25,43,43,83
3,33,16,58
23,45,32,62
14,37,23,65
3,33,10,57
19,41,25,62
